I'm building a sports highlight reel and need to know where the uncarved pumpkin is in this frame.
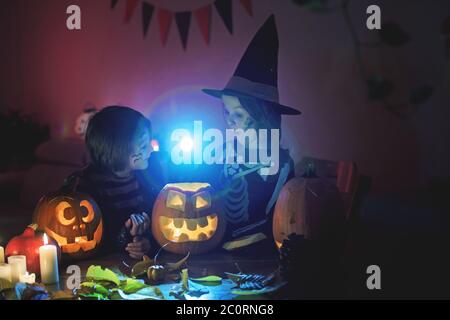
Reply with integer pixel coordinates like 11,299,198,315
5,224,61,274
273,177,345,249
152,183,226,254
32,190,103,261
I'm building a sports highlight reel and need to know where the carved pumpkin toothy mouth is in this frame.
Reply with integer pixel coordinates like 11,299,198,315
159,214,218,242
45,221,103,254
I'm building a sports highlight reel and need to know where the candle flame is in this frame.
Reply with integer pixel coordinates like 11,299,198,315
43,233,48,245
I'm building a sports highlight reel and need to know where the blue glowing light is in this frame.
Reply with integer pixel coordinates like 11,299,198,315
179,136,194,153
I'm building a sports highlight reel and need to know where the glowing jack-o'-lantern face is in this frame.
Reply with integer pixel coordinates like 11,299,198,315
32,191,103,260
152,183,226,254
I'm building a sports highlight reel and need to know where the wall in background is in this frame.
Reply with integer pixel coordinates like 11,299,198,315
1,0,449,192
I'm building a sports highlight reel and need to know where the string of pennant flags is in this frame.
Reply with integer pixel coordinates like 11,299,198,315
110,0,253,49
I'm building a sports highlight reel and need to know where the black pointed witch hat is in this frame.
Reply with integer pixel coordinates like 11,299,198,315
202,15,301,115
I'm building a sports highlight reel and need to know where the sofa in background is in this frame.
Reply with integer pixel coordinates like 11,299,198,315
0,138,89,244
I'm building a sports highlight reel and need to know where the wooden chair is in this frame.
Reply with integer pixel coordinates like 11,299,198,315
295,157,371,221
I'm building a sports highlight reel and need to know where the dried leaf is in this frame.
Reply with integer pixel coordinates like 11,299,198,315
232,282,286,296
131,256,154,277
166,252,190,271
50,290,77,300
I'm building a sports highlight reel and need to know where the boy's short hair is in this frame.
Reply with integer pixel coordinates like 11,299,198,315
86,106,152,173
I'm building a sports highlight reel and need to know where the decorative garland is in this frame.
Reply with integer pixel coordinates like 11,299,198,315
110,0,253,49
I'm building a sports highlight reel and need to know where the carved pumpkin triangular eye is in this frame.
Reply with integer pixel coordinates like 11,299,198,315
166,190,186,211
194,192,211,209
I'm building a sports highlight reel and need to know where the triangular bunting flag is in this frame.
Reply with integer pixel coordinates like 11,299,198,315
215,0,233,34
239,0,253,16
158,9,173,46
142,2,155,37
195,5,212,44
175,11,192,50
111,0,119,10
124,0,139,23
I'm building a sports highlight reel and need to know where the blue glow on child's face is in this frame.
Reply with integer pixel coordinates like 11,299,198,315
129,126,152,171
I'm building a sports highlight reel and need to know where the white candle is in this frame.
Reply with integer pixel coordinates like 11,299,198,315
0,263,12,282
19,272,36,284
0,246,4,263
7,255,27,283
39,234,59,284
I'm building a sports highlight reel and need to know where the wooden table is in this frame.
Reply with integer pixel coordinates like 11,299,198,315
51,247,281,300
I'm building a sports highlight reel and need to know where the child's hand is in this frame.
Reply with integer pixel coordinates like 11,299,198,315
125,212,150,237
126,236,151,259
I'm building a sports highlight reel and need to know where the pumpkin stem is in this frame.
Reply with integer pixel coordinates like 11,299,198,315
61,170,83,193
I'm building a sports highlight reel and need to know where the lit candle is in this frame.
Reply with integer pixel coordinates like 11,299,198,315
39,234,59,284
19,271,36,284
0,246,4,263
7,255,27,283
0,263,12,282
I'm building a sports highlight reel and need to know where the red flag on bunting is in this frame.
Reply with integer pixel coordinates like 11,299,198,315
195,5,212,44
124,0,139,23
158,8,173,46
239,0,253,16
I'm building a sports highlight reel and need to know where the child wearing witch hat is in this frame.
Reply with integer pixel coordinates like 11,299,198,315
202,15,301,251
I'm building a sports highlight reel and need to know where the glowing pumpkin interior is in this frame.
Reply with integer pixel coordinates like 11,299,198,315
152,182,226,254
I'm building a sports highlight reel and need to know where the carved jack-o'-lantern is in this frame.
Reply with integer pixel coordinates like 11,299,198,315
152,183,226,255
273,177,345,250
32,190,103,260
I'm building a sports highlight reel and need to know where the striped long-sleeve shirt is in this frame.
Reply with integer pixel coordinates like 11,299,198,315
75,164,159,254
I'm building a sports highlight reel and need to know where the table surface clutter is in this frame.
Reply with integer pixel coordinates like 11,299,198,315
1,248,283,300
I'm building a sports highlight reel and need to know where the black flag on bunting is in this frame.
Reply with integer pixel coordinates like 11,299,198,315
142,2,155,37
111,0,119,9
175,11,192,50
215,0,233,34
110,0,252,49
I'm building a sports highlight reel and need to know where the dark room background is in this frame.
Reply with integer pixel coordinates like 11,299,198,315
1,0,449,193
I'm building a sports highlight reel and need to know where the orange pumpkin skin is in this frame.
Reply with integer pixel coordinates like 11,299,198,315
273,177,345,249
151,183,226,255
32,191,103,261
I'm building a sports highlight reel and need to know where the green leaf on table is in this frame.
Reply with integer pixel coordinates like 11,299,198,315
117,286,164,300
191,275,222,283
410,85,434,105
119,278,148,294
79,292,109,300
181,268,189,291
86,265,120,286
80,281,110,297
378,22,410,46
